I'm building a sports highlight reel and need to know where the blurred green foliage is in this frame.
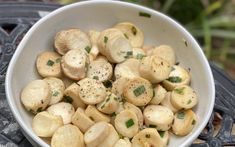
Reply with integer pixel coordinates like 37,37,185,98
58,0,235,79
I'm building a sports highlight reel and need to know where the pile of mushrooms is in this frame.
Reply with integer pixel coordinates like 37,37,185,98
21,22,198,147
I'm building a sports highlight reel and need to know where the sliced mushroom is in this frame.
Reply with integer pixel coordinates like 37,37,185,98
47,102,75,124
44,77,65,105
97,92,119,114
98,28,133,63
36,51,62,78
111,77,130,98
61,49,89,80
113,138,131,147
162,65,191,90
21,80,51,114
133,48,146,60
64,83,86,109
32,111,63,137
124,102,144,127
114,58,140,80
88,30,100,61
149,84,167,105
172,109,197,136
114,110,139,138
87,58,113,82
72,107,95,133
151,45,176,65
160,92,180,113
139,55,172,83
171,85,198,110
144,105,174,131
84,121,109,147
54,28,91,55
77,78,107,105
123,77,153,106
131,128,163,147
85,105,110,123
51,124,84,147
114,22,144,48
97,124,119,147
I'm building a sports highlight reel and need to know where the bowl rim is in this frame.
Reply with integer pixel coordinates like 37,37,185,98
5,0,215,147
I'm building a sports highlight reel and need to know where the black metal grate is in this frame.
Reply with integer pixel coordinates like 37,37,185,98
0,2,234,147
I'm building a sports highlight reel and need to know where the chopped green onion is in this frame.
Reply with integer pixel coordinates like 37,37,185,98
93,76,99,80
139,12,151,18
149,124,157,128
133,85,146,97
52,91,59,97
64,95,73,104
187,99,192,104
124,33,129,39
174,87,185,95
103,80,112,88
167,76,182,83
125,119,134,128
104,36,108,43
47,60,54,66
158,131,165,138
37,107,43,113
145,134,151,138
85,46,91,53
55,58,61,63
136,54,145,60
192,119,196,125
131,26,137,35
106,97,110,102
177,112,185,119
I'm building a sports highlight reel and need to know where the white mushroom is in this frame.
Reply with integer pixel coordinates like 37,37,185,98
61,49,89,80
88,30,100,61
114,110,139,138
21,80,51,114
64,83,86,109
54,28,91,55
124,102,144,127
85,105,110,122
162,65,191,90
36,51,62,78
77,78,107,105
47,102,75,124
144,105,174,131
139,55,172,83
84,121,109,147
43,77,65,105
98,28,133,63
170,85,198,110
72,107,95,133
123,77,153,106
32,111,63,137
114,22,144,48
151,45,176,65
131,128,163,147
114,58,140,80
113,138,131,147
160,92,180,113
172,109,197,136
97,92,119,114
97,124,119,147
149,84,167,105
51,124,84,147
87,58,113,82
132,48,146,60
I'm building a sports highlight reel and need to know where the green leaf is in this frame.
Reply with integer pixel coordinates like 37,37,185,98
133,85,146,97
47,60,54,66
158,131,165,138
125,119,134,128
85,46,91,53
177,112,185,119
167,76,182,83
139,12,151,18
104,36,108,43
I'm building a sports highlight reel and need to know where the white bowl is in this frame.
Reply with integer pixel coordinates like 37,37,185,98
5,1,215,147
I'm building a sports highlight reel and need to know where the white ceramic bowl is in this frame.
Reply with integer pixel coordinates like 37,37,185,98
5,1,215,147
